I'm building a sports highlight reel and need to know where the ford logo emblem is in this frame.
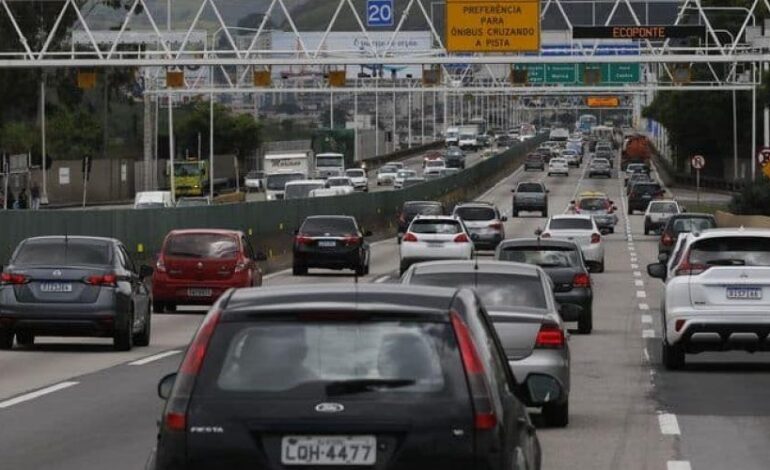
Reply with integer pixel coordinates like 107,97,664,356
52,270,62,277
315,402,344,413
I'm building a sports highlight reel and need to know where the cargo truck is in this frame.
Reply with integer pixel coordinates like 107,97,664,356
263,151,313,201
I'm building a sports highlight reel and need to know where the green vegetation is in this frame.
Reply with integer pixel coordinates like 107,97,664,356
729,180,770,215
174,101,262,158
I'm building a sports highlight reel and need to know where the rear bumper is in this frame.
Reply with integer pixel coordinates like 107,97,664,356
509,348,571,405
152,281,242,305
294,248,363,269
470,233,504,250
554,289,592,321
0,292,121,337
667,313,770,352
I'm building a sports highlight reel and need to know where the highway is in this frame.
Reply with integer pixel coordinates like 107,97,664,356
1,151,767,470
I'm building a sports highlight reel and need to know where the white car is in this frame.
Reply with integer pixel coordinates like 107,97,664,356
376,165,398,186
541,215,605,272
284,180,326,200
423,159,446,176
647,228,770,369
644,200,681,235
399,215,474,274
134,191,173,209
324,177,355,195
345,168,369,192
394,169,417,189
243,170,264,192
547,158,569,176
390,162,405,171
561,149,580,166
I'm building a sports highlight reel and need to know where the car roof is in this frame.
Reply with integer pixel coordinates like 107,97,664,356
166,229,242,237
649,199,678,205
404,200,442,206
550,214,592,221
286,179,325,186
23,235,119,244
454,201,496,208
304,215,356,221
408,260,543,277
668,212,714,219
498,238,580,249
687,227,770,239
413,215,460,221
578,191,607,198
222,284,460,320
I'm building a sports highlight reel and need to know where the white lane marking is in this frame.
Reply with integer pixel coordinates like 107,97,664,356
129,350,182,366
643,347,651,363
658,413,681,435
636,290,647,298
374,275,391,284
633,270,642,277
639,303,649,310
629,246,636,252
641,314,653,324
263,268,291,280
642,329,655,338
668,461,692,470
0,381,79,409
631,264,639,270
635,279,644,287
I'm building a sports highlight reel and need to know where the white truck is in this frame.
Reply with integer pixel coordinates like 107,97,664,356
445,127,460,147
263,151,314,201
458,125,481,150
314,152,345,179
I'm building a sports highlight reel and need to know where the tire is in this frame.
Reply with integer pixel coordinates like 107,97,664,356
16,331,34,347
578,309,593,334
152,301,165,313
292,264,307,276
662,340,685,370
609,227,615,233
596,260,605,273
133,306,151,347
512,209,519,217
627,206,633,215
0,329,12,350
547,172,552,176
644,220,650,235
542,400,569,428
113,311,134,352
355,262,366,277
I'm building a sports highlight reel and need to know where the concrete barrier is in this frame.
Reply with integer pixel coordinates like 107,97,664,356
714,210,770,229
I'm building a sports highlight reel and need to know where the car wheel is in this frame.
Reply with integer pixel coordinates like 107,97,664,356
547,172,551,176
662,340,685,370
542,400,569,428
597,260,605,273
152,301,165,313
399,261,409,276
578,308,593,334
16,331,34,347
512,209,519,217
0,328,12,350
355,262,366,276
113,310,134,352
133,305,152,347
293,264,307,276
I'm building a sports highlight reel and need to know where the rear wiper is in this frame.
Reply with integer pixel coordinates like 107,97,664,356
706,259,746,266
537,263,566,268
167,252,203,258
325,379,416,396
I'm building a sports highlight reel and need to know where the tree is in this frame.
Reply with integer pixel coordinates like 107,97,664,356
0,122,38,154
729,180,770,215
46,106,102,161
175,101,261,158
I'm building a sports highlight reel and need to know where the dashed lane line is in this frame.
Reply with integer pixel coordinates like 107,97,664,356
635,279,644,287
128,350,182,366
639,303,650,310
633,271,642,277
636,290,647,298
658,413,682,435
643,329,656,338
0,381,79,409
667,461,692,470
641,314,653,324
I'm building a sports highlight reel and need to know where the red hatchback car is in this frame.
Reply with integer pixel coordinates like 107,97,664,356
152,230,265,312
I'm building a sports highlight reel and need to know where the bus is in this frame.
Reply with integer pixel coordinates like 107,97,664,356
576,114,598,134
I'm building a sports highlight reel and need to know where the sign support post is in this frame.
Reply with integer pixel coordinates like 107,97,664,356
691,154,705,207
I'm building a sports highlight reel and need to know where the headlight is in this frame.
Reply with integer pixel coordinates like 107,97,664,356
267,194,274,200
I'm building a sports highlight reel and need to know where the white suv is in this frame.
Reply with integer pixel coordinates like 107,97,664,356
648,228,770,369
399,215,474,274
541,215,605,272
644,200,680,235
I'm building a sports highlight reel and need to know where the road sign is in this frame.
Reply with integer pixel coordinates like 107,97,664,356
513,44,640,85
691,154,705,170
367,0,394,27
572,25,706,40
446,0,540,53
586,96,620,108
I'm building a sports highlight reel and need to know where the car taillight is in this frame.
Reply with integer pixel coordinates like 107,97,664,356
488,222,503,230
165,308,222,432
572,272,590,288
450,311,497,430
661,232,674,246
535,322,565,349
342,236,362,246
674,259,709,276
454,233,470,243
84,274,117,287
0,272,28,285
295,235,314,245
402,232,418,242
591,233,601,244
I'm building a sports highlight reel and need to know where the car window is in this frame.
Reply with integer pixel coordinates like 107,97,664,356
578,198,608,211
300,218,358,236
409,219,462,234
671,217,715,233
403,203,443,216
549,218,593,230
409,272,547,309
201,321,464,398
346,170,365,177
517,183,543,193
634,184,662,194
118,246,136,272
164,234,239,260
379,166,396,173
498,246,580,267
13,239,113,266
689,237,770,267
241,237,253,259
650,202,678,213
454,206,497,221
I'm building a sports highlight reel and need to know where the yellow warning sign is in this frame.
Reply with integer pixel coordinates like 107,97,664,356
446,0,541,53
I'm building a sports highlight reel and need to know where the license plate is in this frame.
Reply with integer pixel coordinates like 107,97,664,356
318,240,336,247
188,288,212,297
726,287,763,300
427,241,444,247
281,435,376,466
40,282,72,293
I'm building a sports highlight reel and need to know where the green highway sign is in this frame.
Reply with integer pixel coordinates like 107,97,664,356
513,63,640,85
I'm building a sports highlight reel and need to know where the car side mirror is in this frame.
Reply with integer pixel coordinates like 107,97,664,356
647,263,667,281
681,207,687,213
519,373,564,406
510,189,516,193
546,189,550,193
500,216,508,222
256,251,268,261
559,303,583,318
158,373,177,400
364,230,373,237
534,228,543,236
658,252,669,263
139,265,154,279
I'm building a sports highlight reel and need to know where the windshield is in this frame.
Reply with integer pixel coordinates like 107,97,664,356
670,217,715,233
379,166,397,174
650,202,678,213
300,217,358,236
551,159,566,165
498,246,580,267
578,198,609,211
689,237,770,267
426,161,444,168
408,272,547,309
397,170,416,178
176,199,208,207
455,206,496,221
517,183,543,193
13,239,112,266
346,169,365,178
135,202,166,209
327,178,352,187
634,184,662,194
549,218,593,230
174,163,203,177
591,160,610,168
266,173,305,190
164,234,239,259
285,183,324,199
316,156,344,168
409,219,462,234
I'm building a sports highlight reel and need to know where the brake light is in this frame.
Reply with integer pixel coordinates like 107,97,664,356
450,311,497,430
488,222,503,230
180,308,221,376
673,249,709,276
342,236,362,246
661,232,674,246
402,232,418,242
0,273,28,285
84,273,117,287
454,233,470,243
295,235,314,245
591,233,601,244
535,323,565,349
572,272,590,288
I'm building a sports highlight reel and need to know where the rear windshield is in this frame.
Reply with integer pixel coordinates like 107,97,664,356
591,160,609,167
164,234,239,259
285,184,324,199
649,202,678,213
517,183,543,193
634,184,662,194
689,237,770,267
346,169,365,177
379,166,396,173
13,239,112,266
403,202,443,216
201,321,462,398
300,218,357,236
409,219,462,234
327,178,351,187
409,272,547,309
454,207,496,221
549,218,593,230
578,198,608,211
526,155,542,161
670,217,715,233
499,246,580,268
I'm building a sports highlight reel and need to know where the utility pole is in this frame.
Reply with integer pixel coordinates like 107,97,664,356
40,74,47,205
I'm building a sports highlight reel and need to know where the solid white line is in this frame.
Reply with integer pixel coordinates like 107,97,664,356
641,314,653,324
374,275,391,284
643,329,656,338
639,303,649,310
128,350,182,366
263,268,292,280
636,290,647,298
633,270,642,277
0,381,79,409
668,461,692,470
643,347,651,363
658,413,681,435
635,279,644,287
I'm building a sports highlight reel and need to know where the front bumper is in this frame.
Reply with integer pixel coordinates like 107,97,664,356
509,348,571,406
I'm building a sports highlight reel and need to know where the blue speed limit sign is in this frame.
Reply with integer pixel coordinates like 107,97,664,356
367,0,394,27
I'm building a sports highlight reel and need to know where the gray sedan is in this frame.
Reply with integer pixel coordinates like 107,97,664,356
402,259,576,427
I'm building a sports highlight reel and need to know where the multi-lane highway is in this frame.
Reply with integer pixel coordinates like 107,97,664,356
0,150,766,470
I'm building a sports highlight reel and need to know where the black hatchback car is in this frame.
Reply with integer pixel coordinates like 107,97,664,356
0,236,153,351
292,216,371,276
627,182,664,214
444,146,466,169
150,284,547,470
397,201,445,241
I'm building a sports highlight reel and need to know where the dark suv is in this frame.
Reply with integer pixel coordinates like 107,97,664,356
150,284,548,470
627,182,664,214
444,147,466,169
292,216,371,276
397,201,445,241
